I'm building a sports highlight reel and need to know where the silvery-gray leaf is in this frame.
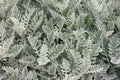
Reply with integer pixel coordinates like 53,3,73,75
40,44,48,56
37,56,50,66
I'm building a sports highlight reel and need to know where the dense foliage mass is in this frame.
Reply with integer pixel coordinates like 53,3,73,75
0,0,120,80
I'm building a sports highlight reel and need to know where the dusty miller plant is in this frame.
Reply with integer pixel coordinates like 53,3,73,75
0,0,120,80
